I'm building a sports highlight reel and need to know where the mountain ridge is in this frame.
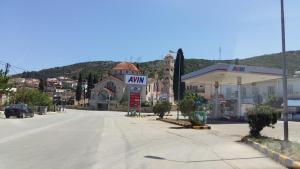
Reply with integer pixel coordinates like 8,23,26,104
16,50,300,80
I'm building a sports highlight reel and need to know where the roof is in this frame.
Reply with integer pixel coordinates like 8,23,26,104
147,78,156,84
96,75,123,84
113,62,139,72
182,63,283,85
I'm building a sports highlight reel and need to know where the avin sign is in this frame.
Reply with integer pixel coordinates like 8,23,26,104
124,74,147,116
125,75,147,86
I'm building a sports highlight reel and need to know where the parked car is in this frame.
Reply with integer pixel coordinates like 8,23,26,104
4,104,34,118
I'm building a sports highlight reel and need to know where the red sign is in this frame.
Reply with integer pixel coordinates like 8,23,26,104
129,92,141,112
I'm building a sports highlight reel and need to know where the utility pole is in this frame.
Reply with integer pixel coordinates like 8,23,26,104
4,63,10,76
177,52,181,120
281,0,289,143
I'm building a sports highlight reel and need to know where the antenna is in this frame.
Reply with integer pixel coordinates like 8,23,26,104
219,46,222,60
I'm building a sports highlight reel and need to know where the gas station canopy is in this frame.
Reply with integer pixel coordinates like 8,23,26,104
182,63,282,85
182,63,283,119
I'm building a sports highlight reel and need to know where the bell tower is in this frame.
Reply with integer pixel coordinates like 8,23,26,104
161,53,174,104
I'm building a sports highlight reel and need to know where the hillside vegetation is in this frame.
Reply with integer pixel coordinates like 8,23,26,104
17,50,300,79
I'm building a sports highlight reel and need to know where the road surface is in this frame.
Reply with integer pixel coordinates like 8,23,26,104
0,109,285,169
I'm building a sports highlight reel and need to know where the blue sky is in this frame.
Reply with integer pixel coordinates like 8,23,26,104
0,0,299,73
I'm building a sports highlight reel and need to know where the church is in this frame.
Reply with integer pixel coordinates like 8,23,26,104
89,54,175,110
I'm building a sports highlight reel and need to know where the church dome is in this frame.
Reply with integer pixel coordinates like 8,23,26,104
113,62,139,72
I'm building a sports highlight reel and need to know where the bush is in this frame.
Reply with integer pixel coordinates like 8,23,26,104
153,101,171,118
15,89,52,108
141,101,151,107
246,105,279,137
178,98,195,118
266,95,283,108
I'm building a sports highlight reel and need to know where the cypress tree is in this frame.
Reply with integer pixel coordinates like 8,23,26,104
87,73,93,99
173,48,185,101
38,78,45,92
234,58,240,65
93,74,98,84
173,52,179,101
76,73,82,101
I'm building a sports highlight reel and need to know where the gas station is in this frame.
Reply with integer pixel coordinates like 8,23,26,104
182,63,283,119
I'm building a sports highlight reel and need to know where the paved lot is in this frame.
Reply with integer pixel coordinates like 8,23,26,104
0,109,285,169
210,121,300,143
168,111,300,143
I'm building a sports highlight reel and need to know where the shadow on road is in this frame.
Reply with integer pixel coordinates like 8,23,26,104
168,126,188,129
144,155,267,163
207,118,247,125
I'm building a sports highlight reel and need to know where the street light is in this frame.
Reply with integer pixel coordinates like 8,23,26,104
280,0,289,142
169,50,181,120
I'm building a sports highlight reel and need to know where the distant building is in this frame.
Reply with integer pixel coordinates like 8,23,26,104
89,53,176,110
46,78,62,89
25,78,40,88
89,62,142,110
8,78,25,89
145,76,162,105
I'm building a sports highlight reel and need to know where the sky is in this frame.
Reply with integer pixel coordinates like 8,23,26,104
0,0,300,73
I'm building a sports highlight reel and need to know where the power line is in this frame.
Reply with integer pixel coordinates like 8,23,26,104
0,59,28,72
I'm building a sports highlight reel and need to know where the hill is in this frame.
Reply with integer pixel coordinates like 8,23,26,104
16,50,300,80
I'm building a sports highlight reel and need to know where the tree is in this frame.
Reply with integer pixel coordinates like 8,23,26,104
153,101,171,118
93,74,98,84
76,73,83,101
246,105,279,137
38,78,45,92
86,73,93,99
173,48,185,101
15,89,52,108
178,98,195,118
234,58,239,65
0,70,10,96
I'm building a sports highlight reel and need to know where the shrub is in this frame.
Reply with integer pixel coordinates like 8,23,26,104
266,95,283,108
178,98,195,118
141,101,151,107
246,105,279,137
15,89,52,108
153,101,171,118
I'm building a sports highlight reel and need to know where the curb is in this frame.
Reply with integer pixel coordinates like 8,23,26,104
243,137,300,169
157,118,211,129
125,115,146,118
158,118,191,128
192,125,211,129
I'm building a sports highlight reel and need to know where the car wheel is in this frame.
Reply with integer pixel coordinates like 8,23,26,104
5,115,9,119
31,113,34,118
20,113,25,118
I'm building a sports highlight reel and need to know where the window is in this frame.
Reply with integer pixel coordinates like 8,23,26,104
242,87,247,98
226,88,232,98
267,86,275,96
288,84,293,95
252,87,259,97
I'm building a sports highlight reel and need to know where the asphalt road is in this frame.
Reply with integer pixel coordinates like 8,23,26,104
0,110,285,169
